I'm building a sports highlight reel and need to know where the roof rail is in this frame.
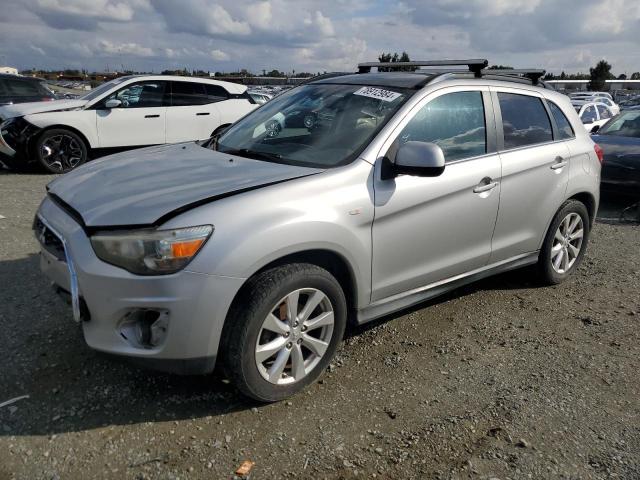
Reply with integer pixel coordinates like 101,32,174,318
482,68,546,85
357,59,489,77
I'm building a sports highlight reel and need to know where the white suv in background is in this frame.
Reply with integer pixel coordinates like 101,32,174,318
574,101,615,132
0,75,257,173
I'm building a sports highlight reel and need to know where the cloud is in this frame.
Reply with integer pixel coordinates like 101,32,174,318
99,40,154,57
210,49,230,61
2,0,640,75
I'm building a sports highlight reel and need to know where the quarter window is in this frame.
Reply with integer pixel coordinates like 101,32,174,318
548,101,574,140
397,91,486,162
498,93,552,149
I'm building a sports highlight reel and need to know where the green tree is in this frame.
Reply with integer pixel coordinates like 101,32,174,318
588,60,614,91
617,73,627,80
630,72,640,80
488,65,513,70
377,51,416,71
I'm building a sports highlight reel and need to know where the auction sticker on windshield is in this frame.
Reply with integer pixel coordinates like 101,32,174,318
354,86,402,102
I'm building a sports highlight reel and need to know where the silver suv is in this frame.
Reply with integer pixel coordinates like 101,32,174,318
35,60,601,401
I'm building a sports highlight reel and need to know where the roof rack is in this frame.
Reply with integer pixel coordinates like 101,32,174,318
357,59,489,77
356,60,546,86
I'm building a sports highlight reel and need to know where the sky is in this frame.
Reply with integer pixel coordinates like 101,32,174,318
1,0,639,75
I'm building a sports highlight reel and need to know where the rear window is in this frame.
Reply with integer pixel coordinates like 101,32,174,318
548,101,574,140
498,93,552,149
6,78,51,97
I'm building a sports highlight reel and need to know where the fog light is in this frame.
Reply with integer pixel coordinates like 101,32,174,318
119,309,169,349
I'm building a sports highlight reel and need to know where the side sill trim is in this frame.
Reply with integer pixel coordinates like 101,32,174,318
357,252,539,325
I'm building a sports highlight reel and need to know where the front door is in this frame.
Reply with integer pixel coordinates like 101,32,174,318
371,87,501,302
96,80,168,148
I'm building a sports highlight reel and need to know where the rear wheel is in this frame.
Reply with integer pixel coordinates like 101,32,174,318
35,128,88,173
222,263,347,402
537,200,590,284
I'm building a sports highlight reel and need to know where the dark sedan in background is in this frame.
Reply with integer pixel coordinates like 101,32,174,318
592,110,640,199
0,74,56,106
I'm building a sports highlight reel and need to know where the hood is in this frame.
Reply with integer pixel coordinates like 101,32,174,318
0,99,88,119
47,142,323,227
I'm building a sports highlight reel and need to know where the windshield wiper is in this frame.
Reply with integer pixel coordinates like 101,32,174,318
221,148,283,162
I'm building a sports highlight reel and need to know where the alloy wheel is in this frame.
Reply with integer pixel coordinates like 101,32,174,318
40,134,83,172
551,212,584,274
255,288,334,385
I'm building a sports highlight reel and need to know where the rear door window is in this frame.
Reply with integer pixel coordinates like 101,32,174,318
548,101,574,139
498,92,552,149
170,82,212,106
397,91,486,162
204,84,229,102
596,104,612,120
0,79,8,96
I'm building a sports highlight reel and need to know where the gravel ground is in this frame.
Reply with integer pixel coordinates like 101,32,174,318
0,171,639,480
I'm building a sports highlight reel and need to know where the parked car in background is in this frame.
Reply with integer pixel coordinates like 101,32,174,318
0,74,56,106
569,91,613,101
34,59,601,401
248,91,273,105
592,97,620,115
619,96,640,111
573,101,615,132
0,75,257,173
591,110,640,198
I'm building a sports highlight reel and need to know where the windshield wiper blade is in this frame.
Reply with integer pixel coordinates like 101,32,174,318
222,148,283,162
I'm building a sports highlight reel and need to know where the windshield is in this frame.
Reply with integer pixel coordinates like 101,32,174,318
81,77,132,101
212,83,411,168
598,111,640,137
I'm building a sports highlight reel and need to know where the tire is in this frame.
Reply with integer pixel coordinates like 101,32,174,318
221,263,347,402
35,128,88,174
537,200,590,285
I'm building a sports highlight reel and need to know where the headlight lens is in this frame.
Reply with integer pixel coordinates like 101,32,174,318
91,225,213,275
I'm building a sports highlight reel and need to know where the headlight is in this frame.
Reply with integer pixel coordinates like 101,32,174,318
91,225,213,275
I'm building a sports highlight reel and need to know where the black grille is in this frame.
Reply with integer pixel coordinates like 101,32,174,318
34,216,66,262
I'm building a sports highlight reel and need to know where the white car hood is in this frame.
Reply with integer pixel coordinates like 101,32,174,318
0,99,88,119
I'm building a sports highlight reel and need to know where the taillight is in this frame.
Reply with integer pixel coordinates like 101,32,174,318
42,97,54,101
594,144,604,164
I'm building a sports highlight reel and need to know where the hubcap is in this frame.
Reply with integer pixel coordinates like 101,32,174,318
41,134,83,172
551,212,584,274
255,288,334,385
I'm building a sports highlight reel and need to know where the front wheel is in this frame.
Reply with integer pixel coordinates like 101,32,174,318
537,200,590,284
222,264,347,402
35,128,88,173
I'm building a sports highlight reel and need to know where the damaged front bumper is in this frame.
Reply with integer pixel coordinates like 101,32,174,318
0,116,41,167
35,196,246,375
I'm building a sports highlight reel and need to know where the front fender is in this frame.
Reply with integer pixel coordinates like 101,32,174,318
165,160,375,308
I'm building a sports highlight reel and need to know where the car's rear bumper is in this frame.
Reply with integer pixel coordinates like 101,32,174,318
36,196,246,374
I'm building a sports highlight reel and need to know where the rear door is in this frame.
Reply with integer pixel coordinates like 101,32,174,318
489,88,570,263
165,81,223,143
95,80,168,148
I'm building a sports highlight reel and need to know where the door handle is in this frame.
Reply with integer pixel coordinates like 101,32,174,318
196,112,210,116
144,114,160,118
473,180,499,194
550,156,567,170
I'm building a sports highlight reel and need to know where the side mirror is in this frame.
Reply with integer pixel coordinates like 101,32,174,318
393,141,445,177
590,124,600,133
104,99,122,109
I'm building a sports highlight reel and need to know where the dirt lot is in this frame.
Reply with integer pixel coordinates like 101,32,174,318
1,171,639,480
